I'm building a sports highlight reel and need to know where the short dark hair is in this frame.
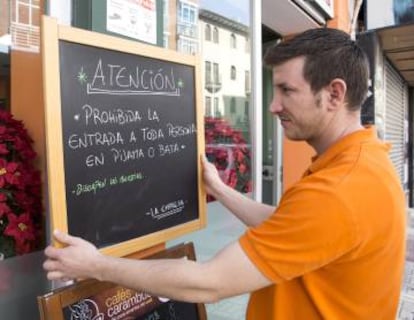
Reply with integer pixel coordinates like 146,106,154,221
264,28,370,110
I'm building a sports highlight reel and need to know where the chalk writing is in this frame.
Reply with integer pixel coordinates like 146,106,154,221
66,115,195,166
146,199,186,221
167,122,197,138
68,131,125,149
85,58,182,96
111,147,146,163
141,127,165,141
82,104,143,126
71,172,144,196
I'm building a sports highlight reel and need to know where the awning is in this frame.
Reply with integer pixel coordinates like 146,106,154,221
377,23,414,87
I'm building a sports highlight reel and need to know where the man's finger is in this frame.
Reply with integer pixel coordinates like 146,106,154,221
46,270,66,281
44,245,61,259
53,229,80,246
200,154,207,166
43,259,60,272
201,155,213,169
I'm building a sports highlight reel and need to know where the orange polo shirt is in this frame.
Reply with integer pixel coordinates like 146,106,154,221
239,127,406,319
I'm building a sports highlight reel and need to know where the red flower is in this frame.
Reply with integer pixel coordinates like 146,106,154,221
234,149,245,163
228,170,238,188
4,213,36,245
0,159,20,188
239,163,247,174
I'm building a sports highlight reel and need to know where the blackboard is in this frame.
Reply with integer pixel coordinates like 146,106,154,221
41,16,206,257
38,242,207,320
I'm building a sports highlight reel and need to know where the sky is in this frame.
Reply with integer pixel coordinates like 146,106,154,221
199,0,250,25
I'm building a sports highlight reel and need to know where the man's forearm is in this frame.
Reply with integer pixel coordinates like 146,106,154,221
213,183,275,226
96,255,222,303
96,242,268,303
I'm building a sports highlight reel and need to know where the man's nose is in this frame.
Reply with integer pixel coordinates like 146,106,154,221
269,95,282,114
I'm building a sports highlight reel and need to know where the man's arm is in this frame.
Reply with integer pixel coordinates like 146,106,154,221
44,230,271,303
202,156,275,226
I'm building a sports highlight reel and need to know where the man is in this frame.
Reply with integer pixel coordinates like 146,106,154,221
44,28,406,319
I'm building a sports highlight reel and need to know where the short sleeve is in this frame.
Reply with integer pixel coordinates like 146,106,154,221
239,184,359,283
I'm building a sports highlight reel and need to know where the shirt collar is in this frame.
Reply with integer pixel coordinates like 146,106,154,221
306,126,380,175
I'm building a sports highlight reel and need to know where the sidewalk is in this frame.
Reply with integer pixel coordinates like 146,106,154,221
169,201,248,320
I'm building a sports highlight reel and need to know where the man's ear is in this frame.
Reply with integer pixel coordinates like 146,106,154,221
327,78,347,110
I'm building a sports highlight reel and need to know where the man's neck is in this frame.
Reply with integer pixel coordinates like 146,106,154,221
310,113,363,155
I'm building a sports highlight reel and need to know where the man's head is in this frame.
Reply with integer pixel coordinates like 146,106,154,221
264,28,369,110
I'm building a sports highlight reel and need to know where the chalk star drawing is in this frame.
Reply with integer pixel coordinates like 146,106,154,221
177,78,184,88
77,67,88,85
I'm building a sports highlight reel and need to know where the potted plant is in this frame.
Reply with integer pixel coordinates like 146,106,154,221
0,110,42,258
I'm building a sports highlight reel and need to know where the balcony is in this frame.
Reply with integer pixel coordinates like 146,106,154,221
205,79,222,93
177,22,198,39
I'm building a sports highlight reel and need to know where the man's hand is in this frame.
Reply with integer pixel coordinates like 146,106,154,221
43,230,103,281
201,156,226,198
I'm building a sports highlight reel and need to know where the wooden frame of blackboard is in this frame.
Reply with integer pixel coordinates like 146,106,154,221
41,16,206,257
38,242,207,320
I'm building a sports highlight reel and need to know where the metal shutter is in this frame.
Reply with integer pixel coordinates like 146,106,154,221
384,59,409,190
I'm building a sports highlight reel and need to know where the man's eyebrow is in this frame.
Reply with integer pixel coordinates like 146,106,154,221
273,81,294,89
273,80,285,87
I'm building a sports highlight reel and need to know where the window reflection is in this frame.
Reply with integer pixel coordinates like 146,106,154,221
176,1,198,54
198,4,251,196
